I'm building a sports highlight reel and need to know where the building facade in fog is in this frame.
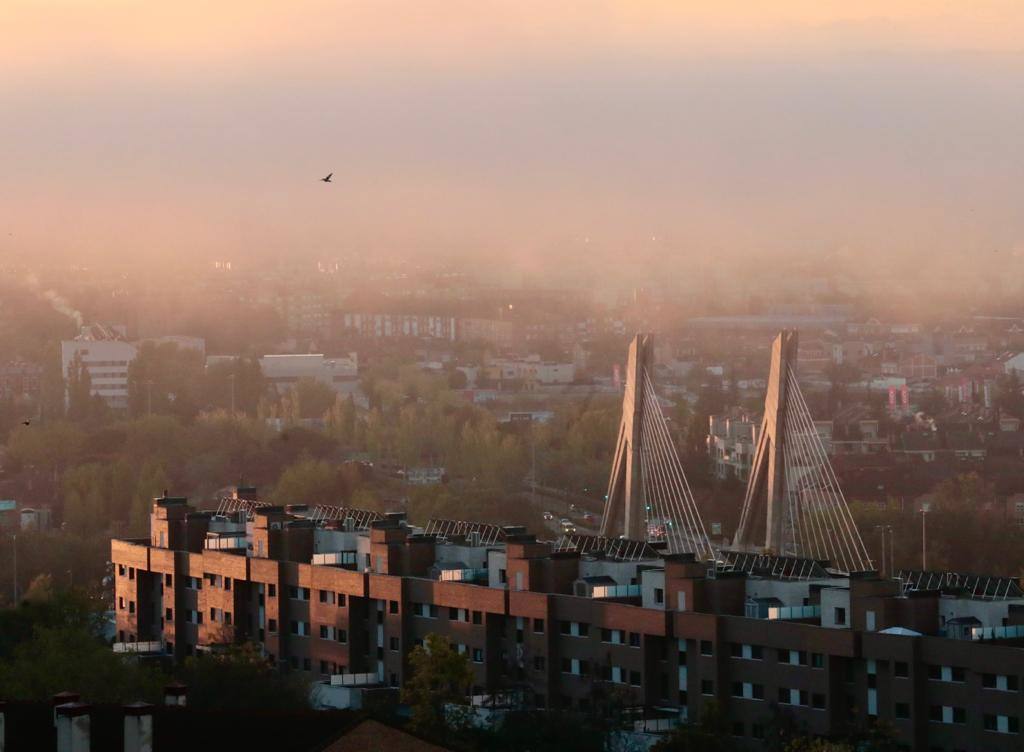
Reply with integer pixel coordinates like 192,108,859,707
60,326,138,410
113,496,1024,751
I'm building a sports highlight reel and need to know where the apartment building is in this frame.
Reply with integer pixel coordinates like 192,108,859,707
61,326,138,410
113,497,1024,751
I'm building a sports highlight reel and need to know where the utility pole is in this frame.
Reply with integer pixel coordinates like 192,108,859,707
228,373,236,415
920,502,930,570
530,421,537,509
874,526,887,577
11,533,17,603
145,379,153,416
888,525,895,577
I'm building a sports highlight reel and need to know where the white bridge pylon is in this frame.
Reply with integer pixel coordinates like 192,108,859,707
600,334,715,560
733,330,873,574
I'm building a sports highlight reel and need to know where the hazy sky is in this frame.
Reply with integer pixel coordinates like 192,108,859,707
2,2,1023,278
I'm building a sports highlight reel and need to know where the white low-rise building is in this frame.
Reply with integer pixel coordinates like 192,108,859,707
259,353,358,394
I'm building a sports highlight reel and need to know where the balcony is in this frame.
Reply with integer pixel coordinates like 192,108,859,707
330,672,382,687
591,584,641,599
438,568,488,583
312,551,358,567
113,641,164,655
767,605,821,621
204,535,248,551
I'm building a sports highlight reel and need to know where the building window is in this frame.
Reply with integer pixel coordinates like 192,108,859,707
654,587,664,605
629,632,641,648
472,648,484,663
811,652,824,669
268,584,276,597
533,618,544,633
337,593,347,607
319,590,334,604
895,703,910,720
834,607,847,626
268,618,277,633
700,640,713,656
701,680,714,696
983,714,1020,734
389,637,399,651
337,629,348,643
389,600,398,614
534,656,546,671
894,661,909,678
472,610,482,625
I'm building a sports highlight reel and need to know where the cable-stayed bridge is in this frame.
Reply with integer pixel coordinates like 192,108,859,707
600,330,872,574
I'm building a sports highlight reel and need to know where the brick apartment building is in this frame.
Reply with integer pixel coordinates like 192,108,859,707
113,495,1024,751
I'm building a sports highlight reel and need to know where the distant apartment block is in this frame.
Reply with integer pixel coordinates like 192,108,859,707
707,416,758,481
708,415,835,481
0,360,43,400
259,353,359,394
334,312,457,341
485,356,575,388
61,325,138,410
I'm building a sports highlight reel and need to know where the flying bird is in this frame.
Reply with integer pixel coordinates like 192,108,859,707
321,173,333,183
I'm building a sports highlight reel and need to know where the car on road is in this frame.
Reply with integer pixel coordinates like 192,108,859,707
542,511,554,521
582,511,595,522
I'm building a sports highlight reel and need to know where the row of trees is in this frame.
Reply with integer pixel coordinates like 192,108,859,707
402,633,899,752
0,585,309,708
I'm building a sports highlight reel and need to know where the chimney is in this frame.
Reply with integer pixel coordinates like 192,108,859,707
55,703,91,752
52,692,81,726
123,703,154,752
163,682,187,707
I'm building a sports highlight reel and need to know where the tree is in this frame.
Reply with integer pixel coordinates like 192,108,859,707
0,591,163,702
291,378,338,420
402,633,475,739
177,642,310,710
995,372,1024,418
650,700,736,752
273,457,348,507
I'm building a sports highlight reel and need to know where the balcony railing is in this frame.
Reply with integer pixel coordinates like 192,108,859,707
439,568,488,583
971,624,1024,641
591,584,641,599
113,641,164,654
767,605,821,620
204,536,248,551
330,672,381,687
312,551,358,566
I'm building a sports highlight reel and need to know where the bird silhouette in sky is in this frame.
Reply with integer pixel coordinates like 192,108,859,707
321,173,333,183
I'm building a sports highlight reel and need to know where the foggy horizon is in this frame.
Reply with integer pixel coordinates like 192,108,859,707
3,2,1024,283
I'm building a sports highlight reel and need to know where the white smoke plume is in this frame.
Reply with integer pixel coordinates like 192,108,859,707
22,274,84,328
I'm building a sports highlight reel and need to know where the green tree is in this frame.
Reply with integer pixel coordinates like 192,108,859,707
650,700,736,752
0,591,163,702
291,378,338,420
273,457,347,506
402,633,475,739
177,642,310,710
